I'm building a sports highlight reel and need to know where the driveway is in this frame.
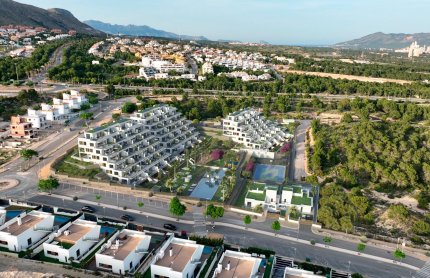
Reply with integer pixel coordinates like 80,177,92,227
289,120,311,182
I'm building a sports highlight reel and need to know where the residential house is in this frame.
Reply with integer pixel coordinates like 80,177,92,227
0,211,55,252
212,250,262,278
151,237,204,278
10,115,35,139
96,229,151,275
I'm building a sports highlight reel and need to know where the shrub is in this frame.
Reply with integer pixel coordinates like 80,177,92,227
245,160,255,172
411,236,425,245
211,149,224,160
412,220,430,236
148,192,154,197
73,196,78,201
310,239,316,245
123,206,127,210
189,235,223,246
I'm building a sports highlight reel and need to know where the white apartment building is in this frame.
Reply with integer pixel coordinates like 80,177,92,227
24,109,48,129
139,67,157,80
0,211,55,252
141,56,186,74
78,105,199,185
212,250,262,278
40,101,70,121
63,90,88,110
43,219,101,263
151,237,204,278
202,62,214,75
223,108,292,151
244,184,278,211
96,229,151,275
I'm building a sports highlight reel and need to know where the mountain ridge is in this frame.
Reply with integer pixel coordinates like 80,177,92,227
84,20,208,41
335,32,430,49
0,0,103,35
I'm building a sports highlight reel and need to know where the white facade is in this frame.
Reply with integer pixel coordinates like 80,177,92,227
78,105,199,185
96,229,151,275
63,90,88,110
212,250,261,278
202,62,214,75
151,237,204,278
43,219,101,263
139,67,157,80
223,108,292,151
24,109,48,129
40,101,70,121
279,186,313,215
0,211,55,252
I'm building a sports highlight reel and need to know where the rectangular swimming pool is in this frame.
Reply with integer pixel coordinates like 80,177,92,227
189,169,226,200
253,164,286,184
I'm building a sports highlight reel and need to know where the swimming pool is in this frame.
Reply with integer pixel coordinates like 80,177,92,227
253,164,286,184
54,215,71,226
100,226,116,236
203,246,213,255
6,210,22,221
189,169,226,200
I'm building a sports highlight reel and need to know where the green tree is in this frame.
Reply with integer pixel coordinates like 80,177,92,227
106,84,115,99
340,216,353,234
388,204,409,221
165,179,175,193
80,112,93,127
272,220,281,235
412,220,430,236
169,197,186,220
323,236,333,244
243,215,252,228
38,177,59,193
393,248,406,261
341,113,353,123
112,113,121,121
121,102,137,114
80,103,91,111
137,201,144,213
95,194,101,204
205,204,224,221
20,149,38,160
357,243,366,253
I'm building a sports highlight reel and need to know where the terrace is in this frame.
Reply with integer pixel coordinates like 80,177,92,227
154,243,197,272
101,232,147,260
0,215,44,236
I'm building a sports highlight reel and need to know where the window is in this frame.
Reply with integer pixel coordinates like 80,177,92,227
47,250,58,256
76,249,80,258
129,261,133,270
0,240,7,245
99,263,112,269
27,238,32,246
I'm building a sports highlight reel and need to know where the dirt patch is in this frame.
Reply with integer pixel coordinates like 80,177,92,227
0,179,19,191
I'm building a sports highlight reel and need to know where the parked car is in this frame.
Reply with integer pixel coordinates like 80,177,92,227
163,223,177,231
81,206,95,213
120,214,134,221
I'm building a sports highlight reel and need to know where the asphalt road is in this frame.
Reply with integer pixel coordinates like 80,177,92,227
25,194,425,278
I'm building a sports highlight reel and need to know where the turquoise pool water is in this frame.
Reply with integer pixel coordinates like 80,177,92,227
6,210,22,220
54,215,70,226
100,226,116,236
253,164,286,184
203,246,213,255
190,169,226,200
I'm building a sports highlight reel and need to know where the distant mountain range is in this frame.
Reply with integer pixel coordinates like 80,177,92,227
0,0,102,35
335,32,430,49
85,20,208,41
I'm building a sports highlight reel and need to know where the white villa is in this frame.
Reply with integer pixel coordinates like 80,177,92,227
0,211,55,252
96,229,151,275
23,109,49,129
244,184,313,215
62,90,88,110
212,250,262,278
223,108,292,157
77,105,199,185
43,219,101,263
151,237,204,278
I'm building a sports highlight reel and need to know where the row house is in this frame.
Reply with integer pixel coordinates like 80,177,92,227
223,108,292,151
78,105,199,185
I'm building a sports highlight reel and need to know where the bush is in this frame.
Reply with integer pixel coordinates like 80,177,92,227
189,235,223,246
410,236,425,245
310,239,316,245
73,196,78,201
412,220,430,236
148,192,154,197
123,206,127,210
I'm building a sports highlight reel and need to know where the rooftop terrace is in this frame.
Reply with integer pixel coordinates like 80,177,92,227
54,223,92,245
155,242,197,272
101,232,145,261
217,254,258,278
0,215,44,236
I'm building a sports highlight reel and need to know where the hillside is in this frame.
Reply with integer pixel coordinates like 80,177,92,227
335,32,430,50
0,0,103,35
85,20,207,41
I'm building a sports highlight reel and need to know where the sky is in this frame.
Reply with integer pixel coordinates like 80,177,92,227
16,0,430,45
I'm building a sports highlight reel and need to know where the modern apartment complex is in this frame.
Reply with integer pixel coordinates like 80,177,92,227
78,105,199,185
223,108,292,152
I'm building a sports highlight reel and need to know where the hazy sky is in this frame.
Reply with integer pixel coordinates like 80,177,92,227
16,0,429,45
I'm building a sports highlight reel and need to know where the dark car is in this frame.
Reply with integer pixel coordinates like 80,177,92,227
81,206,95,213
120,214,134,222
163,223,177,231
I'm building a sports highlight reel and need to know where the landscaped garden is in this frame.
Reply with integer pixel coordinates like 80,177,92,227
54,148,102,179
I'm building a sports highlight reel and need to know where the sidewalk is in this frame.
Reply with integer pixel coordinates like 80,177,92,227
313,226,429,261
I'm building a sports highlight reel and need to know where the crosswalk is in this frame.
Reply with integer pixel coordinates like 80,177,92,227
192,206,207,236
414,260,430,278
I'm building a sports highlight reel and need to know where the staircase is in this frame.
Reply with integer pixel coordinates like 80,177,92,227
272,256,294,278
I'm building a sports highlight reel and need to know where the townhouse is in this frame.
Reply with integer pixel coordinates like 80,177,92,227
43,219,101,263
0,211,55,252
78,105,199,185
223,108,293,152
151,237,204,278
96,229,151,275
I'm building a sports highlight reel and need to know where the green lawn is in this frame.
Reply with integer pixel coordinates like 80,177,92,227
246,191,266,201
55,149,101,179
291,195,312,206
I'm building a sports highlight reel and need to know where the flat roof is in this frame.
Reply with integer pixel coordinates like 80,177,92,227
217,255,257,278
0,215,44,236
101,232,143,261
88,118,130,133
155,242,197,272
54,223,92,245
